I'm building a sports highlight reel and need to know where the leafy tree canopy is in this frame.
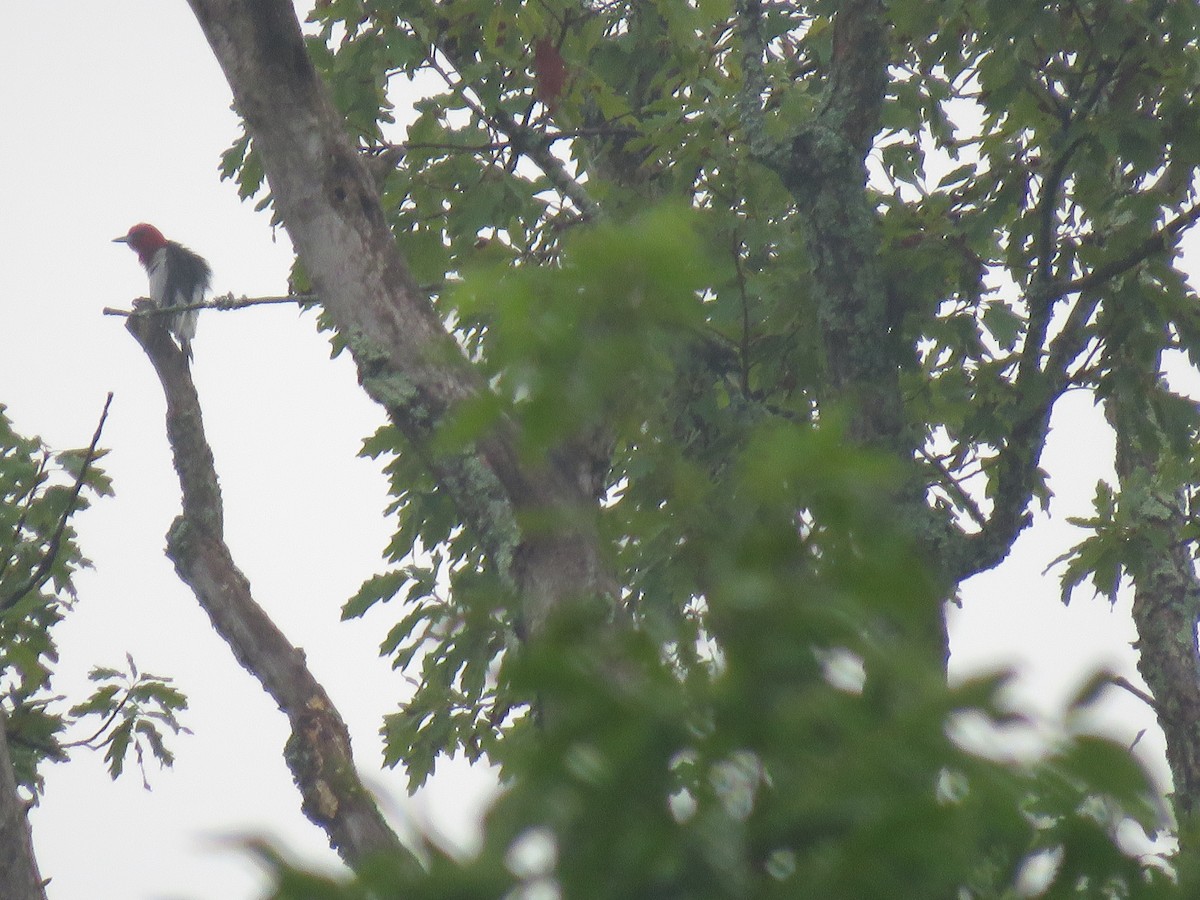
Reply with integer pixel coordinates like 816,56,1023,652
213,0,1200,894
13,0,1200,896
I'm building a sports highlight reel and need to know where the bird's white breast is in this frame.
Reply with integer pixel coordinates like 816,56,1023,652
147,247,169,306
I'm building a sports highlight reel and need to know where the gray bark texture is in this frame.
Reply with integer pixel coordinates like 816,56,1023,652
0,716,46,900
126,314,411,866
184,0,612,632
1107,349,1200,823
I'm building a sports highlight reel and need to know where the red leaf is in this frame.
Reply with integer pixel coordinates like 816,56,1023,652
533,37,568,113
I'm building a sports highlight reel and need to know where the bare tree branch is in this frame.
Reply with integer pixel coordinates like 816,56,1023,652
124,313,411,867
102,293,315,318
1108,674,1162,716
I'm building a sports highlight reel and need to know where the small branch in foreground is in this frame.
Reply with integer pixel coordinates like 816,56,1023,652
1109,674,1163,717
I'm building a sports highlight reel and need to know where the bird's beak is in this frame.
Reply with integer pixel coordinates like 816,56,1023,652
112,235,129,244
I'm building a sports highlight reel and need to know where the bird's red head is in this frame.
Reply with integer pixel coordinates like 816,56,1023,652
113,223,168,267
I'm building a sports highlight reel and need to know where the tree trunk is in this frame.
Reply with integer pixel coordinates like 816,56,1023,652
0,716,46,900
1107,347,1200,824
184,0,611,634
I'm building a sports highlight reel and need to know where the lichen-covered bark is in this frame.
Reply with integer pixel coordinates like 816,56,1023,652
742,1,953,652
753,0,902,455
185,0,611,630
126,315,409,866
1107,357,1200,821
1126,525,1200,821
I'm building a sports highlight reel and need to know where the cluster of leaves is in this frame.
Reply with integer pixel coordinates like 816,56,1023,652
264,0,841,781
258,0,1194,783
0,405,107,789
213,0,1200,890
266,418,1171,897
0,407,187,793
0,411,101,660
879,0,1200,526
68,656,190,789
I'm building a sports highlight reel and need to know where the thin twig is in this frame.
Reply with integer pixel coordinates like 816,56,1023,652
919,446,988,528
1046,200,1200,301
103,293,316,318
60,691,132,750
1109,674,1163,716
0,393,113,614
425,48,600,218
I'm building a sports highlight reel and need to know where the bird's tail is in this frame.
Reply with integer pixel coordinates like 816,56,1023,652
173,308,199,362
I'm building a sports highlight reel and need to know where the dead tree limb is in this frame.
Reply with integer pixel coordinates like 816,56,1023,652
124,313,411,867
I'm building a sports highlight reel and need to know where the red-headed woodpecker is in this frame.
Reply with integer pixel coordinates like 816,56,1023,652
114,223,211,360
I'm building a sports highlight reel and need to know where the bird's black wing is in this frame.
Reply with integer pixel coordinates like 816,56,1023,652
162,242,212,307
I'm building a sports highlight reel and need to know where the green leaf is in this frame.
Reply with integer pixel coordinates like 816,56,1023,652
980,301,1023,351
343,570,408,620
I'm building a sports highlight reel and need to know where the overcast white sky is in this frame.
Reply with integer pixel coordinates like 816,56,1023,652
0,3,1186,898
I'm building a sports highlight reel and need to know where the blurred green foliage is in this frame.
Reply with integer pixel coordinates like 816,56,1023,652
270,413,1170,898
